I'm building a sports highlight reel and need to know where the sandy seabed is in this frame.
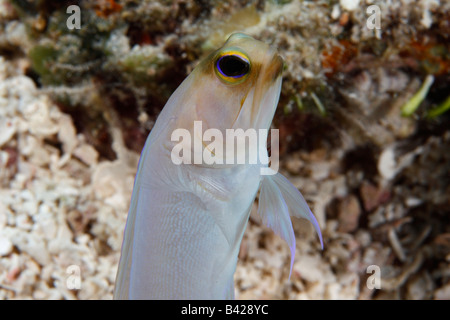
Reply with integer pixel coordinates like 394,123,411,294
0,0,449,299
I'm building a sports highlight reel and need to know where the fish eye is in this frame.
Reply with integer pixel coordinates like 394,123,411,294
215,51,250,84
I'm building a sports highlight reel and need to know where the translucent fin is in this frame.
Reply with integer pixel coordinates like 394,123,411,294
258,172,323,278
258,175,296,277
271,173,323,250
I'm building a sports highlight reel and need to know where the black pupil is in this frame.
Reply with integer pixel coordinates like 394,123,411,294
218,55,249,78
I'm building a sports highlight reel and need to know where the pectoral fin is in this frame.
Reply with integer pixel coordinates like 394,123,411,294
258,172,323,278
271,172,323,249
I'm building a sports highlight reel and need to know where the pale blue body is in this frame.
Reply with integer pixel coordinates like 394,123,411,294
113,34,322,299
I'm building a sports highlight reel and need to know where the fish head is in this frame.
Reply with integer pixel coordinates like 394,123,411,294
192,33,284,132
166,33,283,168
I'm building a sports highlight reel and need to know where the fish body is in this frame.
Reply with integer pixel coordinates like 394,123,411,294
114,33,322,299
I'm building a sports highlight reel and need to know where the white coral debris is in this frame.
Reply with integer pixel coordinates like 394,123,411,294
340,0,361,12
0,58,133,299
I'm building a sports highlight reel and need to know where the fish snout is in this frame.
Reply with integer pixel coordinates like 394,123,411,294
267,50,284,82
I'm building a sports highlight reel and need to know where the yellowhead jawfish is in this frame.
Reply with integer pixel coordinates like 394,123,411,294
114,33,323,299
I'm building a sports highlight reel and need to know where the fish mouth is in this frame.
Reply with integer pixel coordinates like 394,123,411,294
258,51,283,103
249,52,283,130
268,53,284,82
230,50,284,132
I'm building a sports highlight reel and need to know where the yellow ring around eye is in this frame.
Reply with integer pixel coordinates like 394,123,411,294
214,50,251,84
